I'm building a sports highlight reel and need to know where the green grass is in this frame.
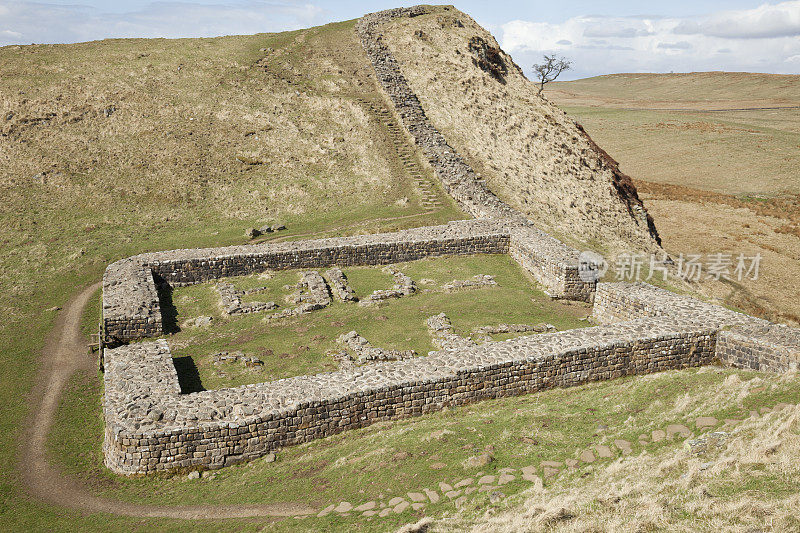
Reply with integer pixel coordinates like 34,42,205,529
48,360,800,531
168,254,590,390
0,17,468,531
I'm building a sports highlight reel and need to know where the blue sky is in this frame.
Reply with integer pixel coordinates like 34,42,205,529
2,1,799,79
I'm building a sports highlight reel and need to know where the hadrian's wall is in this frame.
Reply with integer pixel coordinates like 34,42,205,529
98,6,800,475
103,318,716,474
594,282,800,374
356,7,523,224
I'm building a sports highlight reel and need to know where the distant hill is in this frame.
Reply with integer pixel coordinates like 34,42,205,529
548,72,800,110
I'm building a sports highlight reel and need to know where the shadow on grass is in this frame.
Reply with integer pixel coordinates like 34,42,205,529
156,281,180,335
173,356,205,393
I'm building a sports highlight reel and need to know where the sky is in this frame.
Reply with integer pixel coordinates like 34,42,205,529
1,1,799,79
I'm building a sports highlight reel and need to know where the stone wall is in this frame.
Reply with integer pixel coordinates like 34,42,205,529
102,262,162,342
102,219,606,343
716,324,800,374
98,6,800,476
356,7,525,224
103,318,716,474
593,282,800,373
102,220,511,343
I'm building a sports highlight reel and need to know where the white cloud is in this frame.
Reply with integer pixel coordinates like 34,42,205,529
0,1,328,46
673,1,800,39
500,2,800,78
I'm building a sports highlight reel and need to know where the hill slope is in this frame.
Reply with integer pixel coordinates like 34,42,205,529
380,7,660,253
549,72,800,110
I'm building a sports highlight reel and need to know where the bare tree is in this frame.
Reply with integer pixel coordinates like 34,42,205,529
532,55,571,93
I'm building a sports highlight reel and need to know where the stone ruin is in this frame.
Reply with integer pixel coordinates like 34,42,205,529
98,6,800,475
337,330,416,363
216,282,277,315
359,267,417,306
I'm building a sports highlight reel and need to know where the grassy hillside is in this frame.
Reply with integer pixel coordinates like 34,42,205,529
546,73,800,324
0,19,467,532
381,8,661,254
1,10,798,533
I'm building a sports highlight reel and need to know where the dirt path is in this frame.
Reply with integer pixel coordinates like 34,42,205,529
19,281,316,520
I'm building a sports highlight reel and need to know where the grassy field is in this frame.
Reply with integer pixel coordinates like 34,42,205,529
547,73,800,325
167,254,588,389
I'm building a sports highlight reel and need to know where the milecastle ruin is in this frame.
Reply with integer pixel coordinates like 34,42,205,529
100,6,800,475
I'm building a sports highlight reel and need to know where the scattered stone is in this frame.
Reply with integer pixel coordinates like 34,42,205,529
454,496,467,508
489,491,505,504
216,282,277,315
565,459,578,468
423,488,440,503
334,502,352,513
478,475,495,485
497,474,515,485
520,465,537,481
541,460,563,468
454,478,474,488
379,508,392,517
411,502,425,511
595,445,613,458
430,462,447,470
462,452,493,468
543,466,559,478
651,429,666,442
408,492,426,502
337,330,415,364
696,416,719,428
187,470,200,480
666,424,691,439
388,497,405,506
442,274,497,292
360,267,416,305
263,452,276,463
354,501,376,512
317,504,335,517
445,490,461,500
579,450,595,463
687,432,729,455
325,267,358,302
613,439,633,454
438,482,453,492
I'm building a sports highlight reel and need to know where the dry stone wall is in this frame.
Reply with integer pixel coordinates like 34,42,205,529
102,220,602,344
356,7,525,223
98,6,800,475
594,282,800,373
103,318,716,474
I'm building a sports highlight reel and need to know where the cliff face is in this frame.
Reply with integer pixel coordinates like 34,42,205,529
378,6,661,253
